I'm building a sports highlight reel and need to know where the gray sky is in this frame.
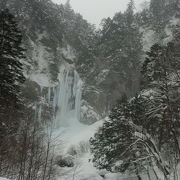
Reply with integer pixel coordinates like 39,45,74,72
52,0,146,26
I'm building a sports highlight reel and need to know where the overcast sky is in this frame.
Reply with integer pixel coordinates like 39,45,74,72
52,0,146,26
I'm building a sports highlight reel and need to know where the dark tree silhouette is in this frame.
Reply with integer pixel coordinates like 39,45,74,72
0,9,25,139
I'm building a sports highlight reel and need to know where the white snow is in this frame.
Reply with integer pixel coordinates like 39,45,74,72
56,153,103,180
52,121,103,180
81,102,100,124
141,27,157,51
61,44,76,61
163,16,180,44
170,16,180,26
141,89,156,98
52,121,103,155
31,34,50,72
96,69,110,84
30,73,53,87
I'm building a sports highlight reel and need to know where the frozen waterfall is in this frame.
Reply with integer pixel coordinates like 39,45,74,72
52,65,83,128
34,64,83,128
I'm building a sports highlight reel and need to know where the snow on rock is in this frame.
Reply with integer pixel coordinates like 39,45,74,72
141,89,157,99
30,33,50,72
164,27,173,44
163,16,180,44
96,69,110,84
141,27,157,51
169,16,180,26
61,44,76,62
30,73,53,87
81,101,100,125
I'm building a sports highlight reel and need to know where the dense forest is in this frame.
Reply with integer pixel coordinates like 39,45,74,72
0,0,180,180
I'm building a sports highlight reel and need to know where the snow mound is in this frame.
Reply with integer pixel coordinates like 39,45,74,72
53,121,103,155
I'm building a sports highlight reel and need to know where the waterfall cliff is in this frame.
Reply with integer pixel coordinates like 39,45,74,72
34,64,83,129
32,63,83,128
52,65,83,128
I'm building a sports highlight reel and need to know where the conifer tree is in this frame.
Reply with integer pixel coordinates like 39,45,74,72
90,96,146,179
97,0,142,97
0,9,25,136
91,41,180,178
90,98,135,172
141,43,180,155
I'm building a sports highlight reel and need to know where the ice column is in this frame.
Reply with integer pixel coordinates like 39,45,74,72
52,65,83,128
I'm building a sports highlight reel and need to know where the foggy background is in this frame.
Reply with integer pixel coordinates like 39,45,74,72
52,0,147,26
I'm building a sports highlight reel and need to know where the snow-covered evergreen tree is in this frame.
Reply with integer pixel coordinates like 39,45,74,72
0,9,25,135
91,40,180,179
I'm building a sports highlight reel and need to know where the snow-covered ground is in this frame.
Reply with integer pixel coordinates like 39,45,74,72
51,119,180,180
0,178,9,180
52,121,104,180
51,120,155,180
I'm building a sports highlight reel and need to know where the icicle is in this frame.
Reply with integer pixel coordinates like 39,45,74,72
48,87,51,103
38,87,43,122
38,104,42,121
